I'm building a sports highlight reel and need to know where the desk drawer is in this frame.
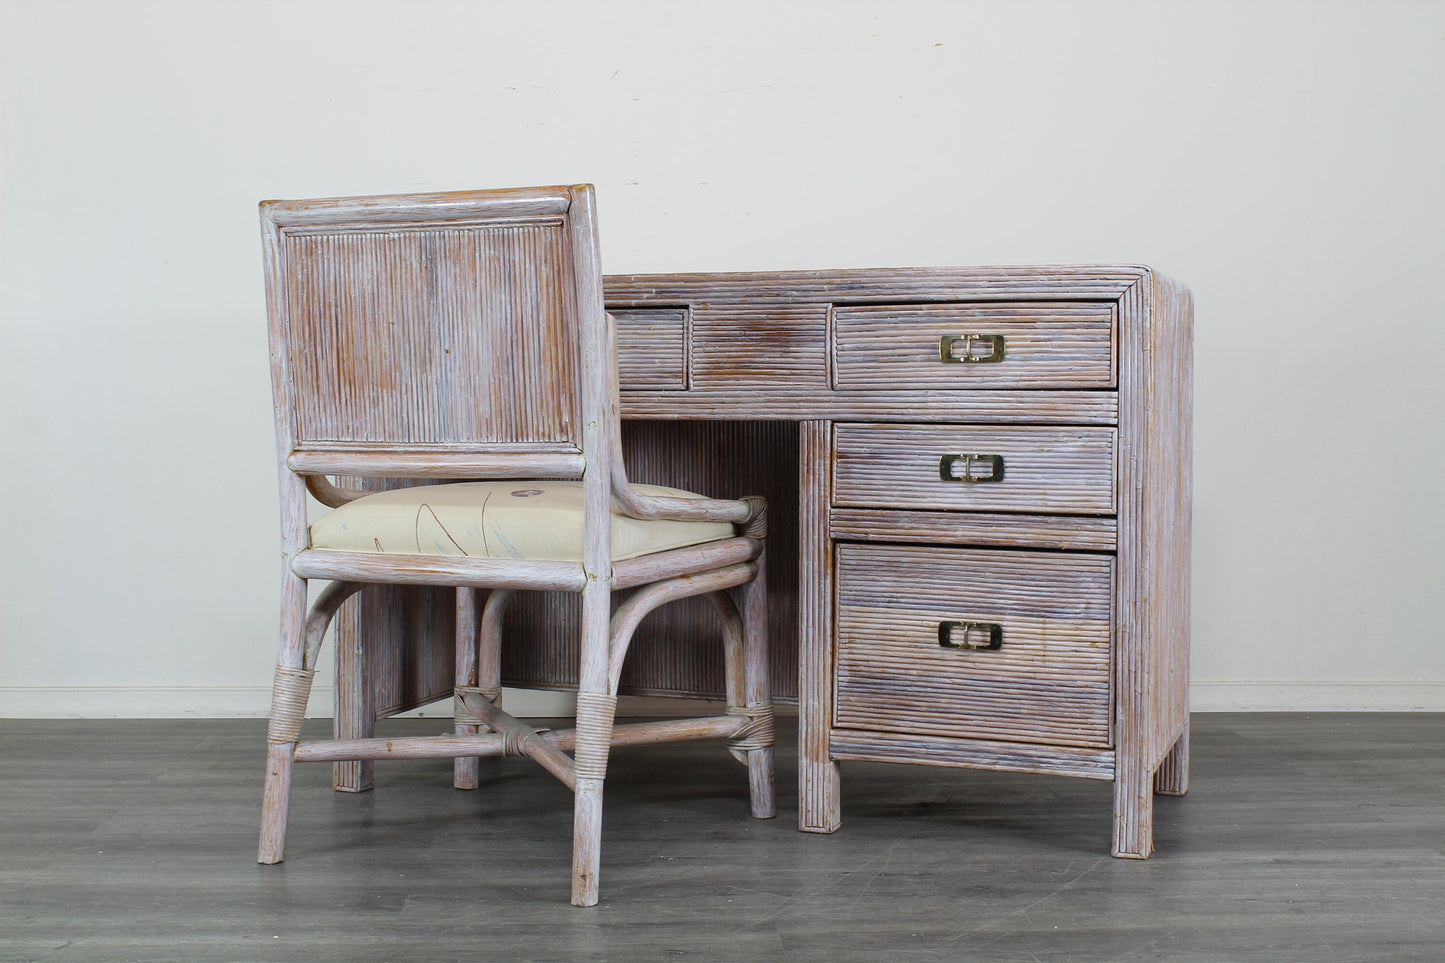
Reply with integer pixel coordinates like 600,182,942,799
612,306,688,390
832,302,1115,389
833,424,1116,514
834,543,1113,748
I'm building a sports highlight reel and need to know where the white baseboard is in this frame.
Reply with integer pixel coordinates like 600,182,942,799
1187,682,1445,711
2,682,1444,718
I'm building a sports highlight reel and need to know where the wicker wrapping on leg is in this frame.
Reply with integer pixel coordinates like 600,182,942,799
726,704,775,764
453,685,504,726
266,665,316,745
573,691,618,781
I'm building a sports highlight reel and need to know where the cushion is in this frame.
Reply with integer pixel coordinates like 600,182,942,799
309,480,735,562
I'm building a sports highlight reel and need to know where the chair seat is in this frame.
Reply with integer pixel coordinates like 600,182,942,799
309,480,736,562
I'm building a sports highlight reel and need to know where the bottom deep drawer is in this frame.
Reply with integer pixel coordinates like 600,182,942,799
833,542,1114,748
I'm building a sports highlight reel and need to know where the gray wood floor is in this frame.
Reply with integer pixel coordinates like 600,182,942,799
2,713,1442,962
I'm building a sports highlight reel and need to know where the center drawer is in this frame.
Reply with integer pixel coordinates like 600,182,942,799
833,543,1114,748
833,423,1117,514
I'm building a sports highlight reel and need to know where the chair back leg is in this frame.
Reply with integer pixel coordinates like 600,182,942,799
453,587,481,790
735,549,776,819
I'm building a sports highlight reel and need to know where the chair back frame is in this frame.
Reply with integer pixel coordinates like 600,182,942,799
260,185,616,581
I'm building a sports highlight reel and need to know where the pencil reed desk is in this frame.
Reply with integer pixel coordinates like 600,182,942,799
332,265,1193,859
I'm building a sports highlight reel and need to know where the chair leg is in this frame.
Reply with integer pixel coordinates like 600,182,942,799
736,548,776,819
571,582,615,907
259,571,310,864
453,588,480,790
454,589,511,789
571,774,606,907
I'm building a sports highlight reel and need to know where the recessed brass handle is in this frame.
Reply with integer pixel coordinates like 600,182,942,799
939,333,1005,363
938,621,1003,651
939,453,1005,483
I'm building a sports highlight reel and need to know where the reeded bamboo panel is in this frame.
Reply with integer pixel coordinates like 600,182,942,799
828,728,1115,780
834,543,1114,748
612,307,688,391
832,302,1116,389
1140,273,1193,767
832,424,1117,514
611,266,1140,423
501,420,800,701
280,221,579,449
829,508,1117,552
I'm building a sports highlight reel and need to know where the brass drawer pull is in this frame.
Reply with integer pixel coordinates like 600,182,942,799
939,453,1005,483
939,333,1005,363
938,620,1003,651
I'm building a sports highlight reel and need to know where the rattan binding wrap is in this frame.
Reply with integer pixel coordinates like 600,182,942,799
266,666,316,744
741,495,767,539
453,685,503,726
572,691,618,780
726,704,775,751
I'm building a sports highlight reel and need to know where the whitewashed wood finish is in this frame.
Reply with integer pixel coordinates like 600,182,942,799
613,307,689,390
832,301,1116,389
282,222,579,450
606,563,757,693
1110,270,1194,857
827,728,1115,780
797,421,840,833
294,715,752,763
292,549,590,592
605,264,1190,859
288,449,585,478
258,186,775,907
331,263,1191,861
452,587,481,791
828,508,1117,552
834,544,1114,748
832,424,1117,515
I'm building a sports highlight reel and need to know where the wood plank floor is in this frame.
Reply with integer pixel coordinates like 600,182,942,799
2,713,1442,962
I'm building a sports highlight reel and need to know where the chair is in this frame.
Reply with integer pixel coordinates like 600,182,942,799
256,185,774,906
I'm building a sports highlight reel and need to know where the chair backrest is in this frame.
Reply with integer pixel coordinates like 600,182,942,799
261,185,610,481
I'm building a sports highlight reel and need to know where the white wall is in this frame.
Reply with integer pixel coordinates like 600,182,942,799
2,0,1442,716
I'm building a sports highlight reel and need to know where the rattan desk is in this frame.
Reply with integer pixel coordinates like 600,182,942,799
331,265,1193,858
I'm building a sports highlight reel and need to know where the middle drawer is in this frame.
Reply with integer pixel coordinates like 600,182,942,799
833,423,1117,514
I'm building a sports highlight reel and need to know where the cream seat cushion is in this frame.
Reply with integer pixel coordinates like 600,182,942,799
309,481,735,562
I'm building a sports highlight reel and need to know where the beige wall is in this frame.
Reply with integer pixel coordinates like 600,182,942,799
2,0,1442,715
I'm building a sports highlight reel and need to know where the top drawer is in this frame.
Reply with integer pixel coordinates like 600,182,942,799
613,306,688,391
832,302,1116,390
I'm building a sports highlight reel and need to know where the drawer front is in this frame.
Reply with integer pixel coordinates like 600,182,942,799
833,424,1116,514
612,306,688,390
832,302,1115,390
834,543,1114,748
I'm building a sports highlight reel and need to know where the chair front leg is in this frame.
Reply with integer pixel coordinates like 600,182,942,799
571,581,616,907
259,570,310,864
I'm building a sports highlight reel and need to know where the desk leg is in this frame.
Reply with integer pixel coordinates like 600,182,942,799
798,421,840,833
1153,721,1190,796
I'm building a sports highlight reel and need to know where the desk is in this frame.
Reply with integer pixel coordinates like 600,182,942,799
333,265,1192,858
